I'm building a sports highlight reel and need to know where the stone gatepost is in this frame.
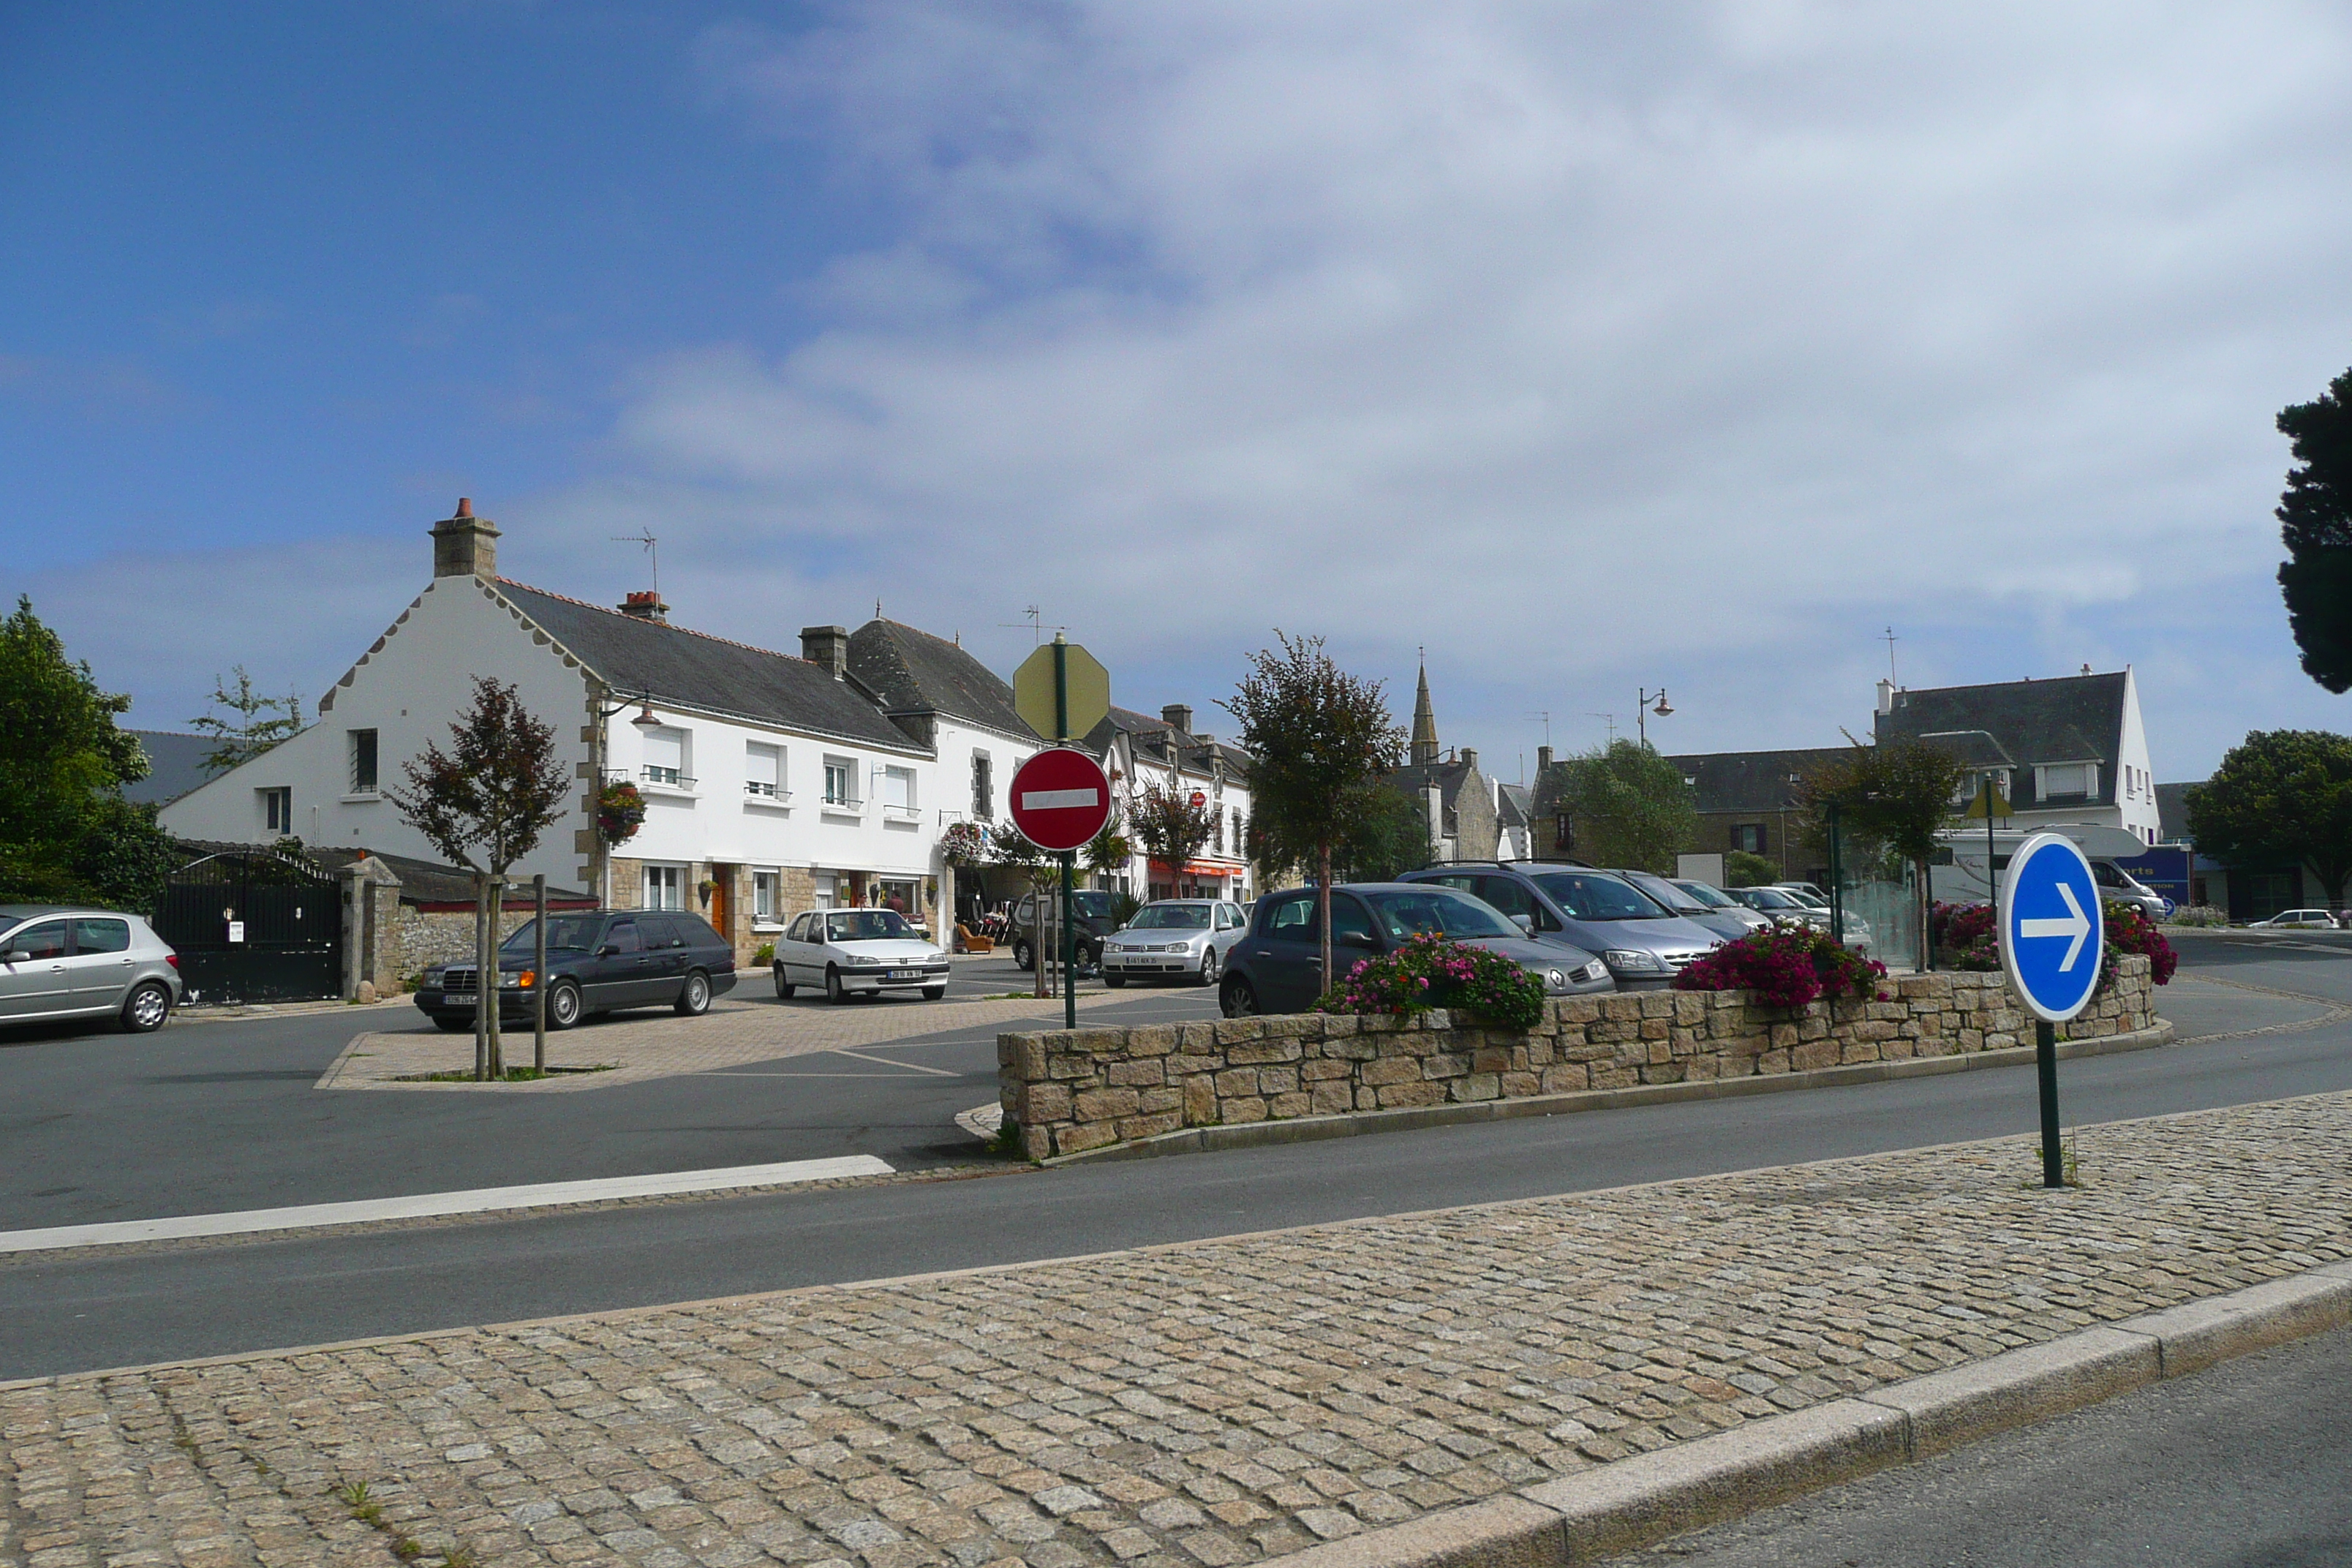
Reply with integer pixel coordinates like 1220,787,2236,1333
340,857,404,1000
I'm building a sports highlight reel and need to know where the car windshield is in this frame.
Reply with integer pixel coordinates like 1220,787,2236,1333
1128,905,1212,930
1779,887,1829,909
1074,892,1114,919
1621,872,1703,913
1674,881,1737,909
1531,871,1663,920
1741,888,1803,910
1363,889,1514,941
502,916,603,953
827,911,912,942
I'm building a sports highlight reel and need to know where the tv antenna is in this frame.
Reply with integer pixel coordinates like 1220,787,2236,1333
1882,625,1899,685
998,605,1066,646
612,529,659,596
1526,710,1552,747
1587,712,1616,744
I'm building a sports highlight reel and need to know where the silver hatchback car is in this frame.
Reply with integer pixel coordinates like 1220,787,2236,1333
0,905,183,1031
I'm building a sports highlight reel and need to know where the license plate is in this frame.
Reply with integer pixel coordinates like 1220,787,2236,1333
889,969,921,980
445,994,476,1006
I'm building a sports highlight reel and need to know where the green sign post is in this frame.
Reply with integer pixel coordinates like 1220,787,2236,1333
1012,636,1111,1030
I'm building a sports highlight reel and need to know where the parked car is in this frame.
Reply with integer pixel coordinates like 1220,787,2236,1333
1763,883,1875,953
415,909,737,1031
0,905,181,1032
773,908,950,1002
1009,889,1120,973
1398,862,1719,990
1610,870,1767,943
1670,878,1774,935
1219,882,1615,1017
2245,908,2342,930
1101,899,1248,987
1723,884,1872,953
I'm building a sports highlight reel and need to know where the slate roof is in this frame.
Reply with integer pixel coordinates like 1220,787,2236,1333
847,619,1036,739
1874,671,2127,809
121,730,225,807
1387,759,1482,834
1658,747,1855,815
306,847,596,908
1913,729,2016,769
1088,704,1252,777
491,581,921,753
1497,783,1532,830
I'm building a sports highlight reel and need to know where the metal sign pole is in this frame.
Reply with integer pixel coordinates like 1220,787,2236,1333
1826,799,1844,947
532,873,548,1073
1054,638,1077,1032
2038,1019,2063,1188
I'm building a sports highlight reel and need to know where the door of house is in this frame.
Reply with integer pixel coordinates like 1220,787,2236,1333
709,867,734,950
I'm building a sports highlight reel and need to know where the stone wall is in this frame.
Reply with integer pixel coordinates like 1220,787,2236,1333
998,960,2158,1161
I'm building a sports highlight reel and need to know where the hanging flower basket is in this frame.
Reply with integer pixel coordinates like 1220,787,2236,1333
598,780,647,846
941,821,988,868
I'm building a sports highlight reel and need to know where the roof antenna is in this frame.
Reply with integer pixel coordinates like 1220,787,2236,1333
1587,712,1616,744
998,605,1065,646
1882,626,1899,685
612,529,659,597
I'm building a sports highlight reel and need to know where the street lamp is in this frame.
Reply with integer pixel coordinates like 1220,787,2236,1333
1637,687,1673,747
589,687,661,905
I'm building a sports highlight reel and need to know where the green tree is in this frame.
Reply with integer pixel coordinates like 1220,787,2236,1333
1550,740,1697,873
391,678,568,1079
989,818,1063,997
189,666,305,771
1333,785,1439,882
1803,739,1970,970
2276,367,2352,693
1128,783,1214,897
1724,849,1780,888
0,597,177,908
1223,633,1405,985
2185,731,2352,911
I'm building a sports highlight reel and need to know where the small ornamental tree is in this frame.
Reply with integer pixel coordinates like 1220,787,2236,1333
391,678,569,1079
2185,731,2352,912
1803,739,1970,972
1550,740,1697,872
189,666,305,772
988,817,1061,998
1724,849,1781,888
1224,633,1405,984
1128,783,1213,897
2274,366,2352,693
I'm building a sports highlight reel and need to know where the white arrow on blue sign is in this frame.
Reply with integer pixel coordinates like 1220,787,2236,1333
2000,832,2106,1023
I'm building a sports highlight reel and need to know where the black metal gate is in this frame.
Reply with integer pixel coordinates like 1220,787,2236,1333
155,849,342,1004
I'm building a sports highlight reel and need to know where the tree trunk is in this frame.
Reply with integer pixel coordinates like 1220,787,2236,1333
1317,841,1334,997
472,873,490,1082
1915,857,1932,974
485,874,505,1078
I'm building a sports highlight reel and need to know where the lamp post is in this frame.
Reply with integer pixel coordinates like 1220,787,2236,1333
592,687,663,905
1636,687,1673,747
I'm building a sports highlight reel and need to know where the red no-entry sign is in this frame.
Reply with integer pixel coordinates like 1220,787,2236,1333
1009,747,1112,852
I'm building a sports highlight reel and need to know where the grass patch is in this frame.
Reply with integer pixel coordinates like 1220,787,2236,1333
394,1063,617,1083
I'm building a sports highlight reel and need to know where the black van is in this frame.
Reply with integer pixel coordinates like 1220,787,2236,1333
415,909,737,1030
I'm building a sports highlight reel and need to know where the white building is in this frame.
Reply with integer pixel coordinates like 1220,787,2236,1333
1085,704,1256,903
163,501,1039,962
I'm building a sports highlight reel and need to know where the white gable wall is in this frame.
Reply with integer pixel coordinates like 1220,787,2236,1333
160,576,595,886
2113,667,2160,845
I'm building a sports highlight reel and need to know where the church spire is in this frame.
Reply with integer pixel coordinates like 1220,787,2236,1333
1410,653,1440,767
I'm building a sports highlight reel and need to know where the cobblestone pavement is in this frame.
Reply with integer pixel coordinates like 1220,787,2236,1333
6,1090,2349,1568
319,991,1142,1093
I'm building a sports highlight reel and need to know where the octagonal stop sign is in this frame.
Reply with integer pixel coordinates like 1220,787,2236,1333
1009,748,1112,853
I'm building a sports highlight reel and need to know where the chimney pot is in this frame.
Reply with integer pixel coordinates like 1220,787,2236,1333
619,591,668,623
1161,704,1194,734
430,500,501,578
1537,745,1554,772
1460,747,1478,770
800,625,850,679
1874,677,1896,717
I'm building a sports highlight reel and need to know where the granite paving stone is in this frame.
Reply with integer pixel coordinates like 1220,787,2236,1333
7,1091,2352,1567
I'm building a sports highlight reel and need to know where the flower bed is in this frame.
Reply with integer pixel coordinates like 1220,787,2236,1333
1931,900,2175,988
1317,932,1547,1030
1671,921,1886,1009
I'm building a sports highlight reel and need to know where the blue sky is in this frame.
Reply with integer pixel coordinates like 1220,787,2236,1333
9,1,2352,784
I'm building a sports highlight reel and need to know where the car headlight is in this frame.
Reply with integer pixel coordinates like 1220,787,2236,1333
851,954,883,967
1604,949,1664,973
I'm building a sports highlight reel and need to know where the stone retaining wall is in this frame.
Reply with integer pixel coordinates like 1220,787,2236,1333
998,959,2157,1161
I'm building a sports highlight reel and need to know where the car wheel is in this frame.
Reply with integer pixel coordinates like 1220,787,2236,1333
773,962,796,1000
675,970,712,1017
922,984,946,1000
826,966,851,1004
546,980,584,1030
1220,974,1257,1018
1012,938,1033,971
1104,973,1127,988
1198,948,1220,987
120,981,172,1033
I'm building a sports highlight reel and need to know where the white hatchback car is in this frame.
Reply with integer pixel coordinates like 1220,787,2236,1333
772,908,951,1003
2247,908,2341,929
1101,899,1248,987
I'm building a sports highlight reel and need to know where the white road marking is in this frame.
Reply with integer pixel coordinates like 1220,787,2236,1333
0,1156,894,1254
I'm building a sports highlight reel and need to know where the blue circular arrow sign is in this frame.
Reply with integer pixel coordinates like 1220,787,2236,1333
2001,832,2106,1023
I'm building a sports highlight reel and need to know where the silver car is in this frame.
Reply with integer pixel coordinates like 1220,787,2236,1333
1612,870,1768,943
772,908,951,1003
1101,899,1248,987
0,905,182,1031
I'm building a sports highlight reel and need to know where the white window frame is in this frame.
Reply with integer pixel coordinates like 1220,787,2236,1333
745,740,788,800
643,864,685,911
822,755,859,809
882,765,919,819
348,729,380,796
752,869,781,925
2037,762,2096,800
642,726,693,790
260,787,293,834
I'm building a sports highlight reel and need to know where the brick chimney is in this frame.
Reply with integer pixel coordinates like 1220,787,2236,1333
429,497,500,578
1537,745,1553,773
1161,704,1194,734
800,625,849,679
1460,747,1479,772
619,591,668,623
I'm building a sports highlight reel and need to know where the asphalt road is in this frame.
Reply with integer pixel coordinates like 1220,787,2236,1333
2,932,2348,1379
1607,1324,2352,1567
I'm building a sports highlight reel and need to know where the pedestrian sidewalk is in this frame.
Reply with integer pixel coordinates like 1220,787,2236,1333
4,1090,2348,1568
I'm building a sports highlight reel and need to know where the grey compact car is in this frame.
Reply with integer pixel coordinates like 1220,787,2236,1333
0,905,183,1031
1612,869,1769,943
1398,863,1722,990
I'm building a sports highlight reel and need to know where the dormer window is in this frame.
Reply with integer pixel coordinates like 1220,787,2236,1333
2038,762,2095,800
